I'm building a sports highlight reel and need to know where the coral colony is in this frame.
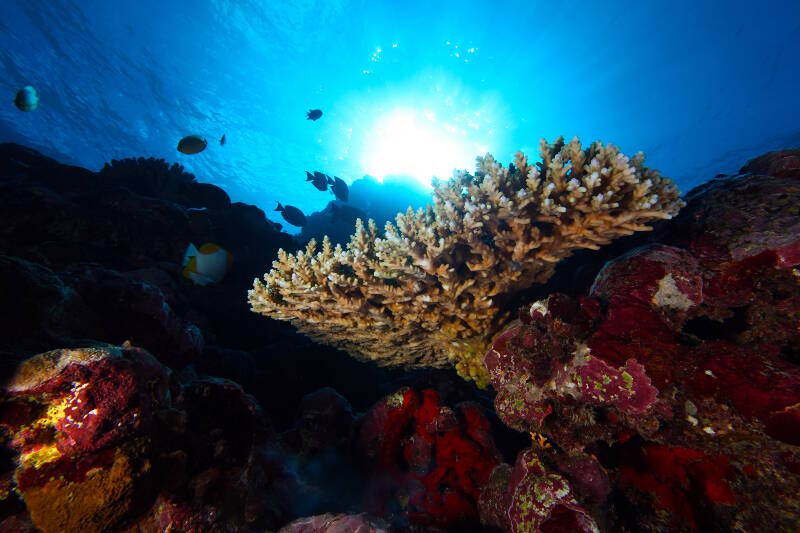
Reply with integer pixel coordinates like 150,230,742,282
249,136,684,387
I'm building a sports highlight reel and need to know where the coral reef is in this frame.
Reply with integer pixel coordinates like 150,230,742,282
0,344,303,532
0,142,294,375
250,137,683,386
353,387,502,530
0,347,502,532
3,141,799,532
481,151,800,530
99,156,232,210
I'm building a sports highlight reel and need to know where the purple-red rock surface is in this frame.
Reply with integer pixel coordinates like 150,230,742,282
482,149,800,531
0,344,303,532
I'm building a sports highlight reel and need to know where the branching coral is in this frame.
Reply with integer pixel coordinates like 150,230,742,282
99,157,196,197
249,136,684,386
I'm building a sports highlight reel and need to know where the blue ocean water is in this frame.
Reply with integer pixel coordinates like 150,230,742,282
1,0,798,233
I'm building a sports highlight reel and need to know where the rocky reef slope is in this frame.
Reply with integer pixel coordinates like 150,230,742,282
0,144,798,532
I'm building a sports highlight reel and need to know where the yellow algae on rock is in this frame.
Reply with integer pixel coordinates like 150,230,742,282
21,448,151,533
7,347,117,393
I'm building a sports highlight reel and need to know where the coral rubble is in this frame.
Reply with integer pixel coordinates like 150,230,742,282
250,137,683,386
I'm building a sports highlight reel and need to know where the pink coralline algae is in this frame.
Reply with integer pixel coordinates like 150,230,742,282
485,292,661,441
0,344,298,533
279,513,388,533
1,345,172,533
482,152,800,530
479,449,599,533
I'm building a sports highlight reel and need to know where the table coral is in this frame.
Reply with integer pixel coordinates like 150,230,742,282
250,137,683,386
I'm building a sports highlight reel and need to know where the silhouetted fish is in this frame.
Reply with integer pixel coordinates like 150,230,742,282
275,202,307,227
327,175,349,202
220,133,226,146
14,85,39,112
177,135,207,154
306,171,328,191
306,109,322,121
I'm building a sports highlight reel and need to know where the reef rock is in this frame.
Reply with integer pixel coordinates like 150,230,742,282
482,150,800,531
0,344,297,532
478,450,599,533
279,512,389,533
1,345,170,532
0,143,294,377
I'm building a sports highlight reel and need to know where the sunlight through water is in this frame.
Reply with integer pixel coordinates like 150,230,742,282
361,107,481,188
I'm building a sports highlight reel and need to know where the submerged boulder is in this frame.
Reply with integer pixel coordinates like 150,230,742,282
0,344,297,532
482,151,800,531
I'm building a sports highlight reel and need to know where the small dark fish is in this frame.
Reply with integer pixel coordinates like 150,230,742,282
275,202,307,227
327,175,349,202
177,135,207,155
713,173,729,179
306,171,328,191
220,134,226,146
330,203,366,226
14,85,39,112
306,109,322,121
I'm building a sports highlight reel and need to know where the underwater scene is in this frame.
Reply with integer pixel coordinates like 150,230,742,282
1,1,799,532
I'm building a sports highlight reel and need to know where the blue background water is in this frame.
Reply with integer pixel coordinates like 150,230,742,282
1,0,798,232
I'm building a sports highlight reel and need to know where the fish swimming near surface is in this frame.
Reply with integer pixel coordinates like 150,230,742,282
306,109,323,121
330,203,367,226
182,242,233,285
327,175,349,202
275,202,307,227
306,171,328,191
177,135,207,154
14,85,39,112
220,133,226,146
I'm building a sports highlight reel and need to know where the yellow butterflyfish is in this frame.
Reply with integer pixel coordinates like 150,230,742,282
182,242,233,285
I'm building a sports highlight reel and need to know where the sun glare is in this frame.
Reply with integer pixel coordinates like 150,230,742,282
361,108,476,188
